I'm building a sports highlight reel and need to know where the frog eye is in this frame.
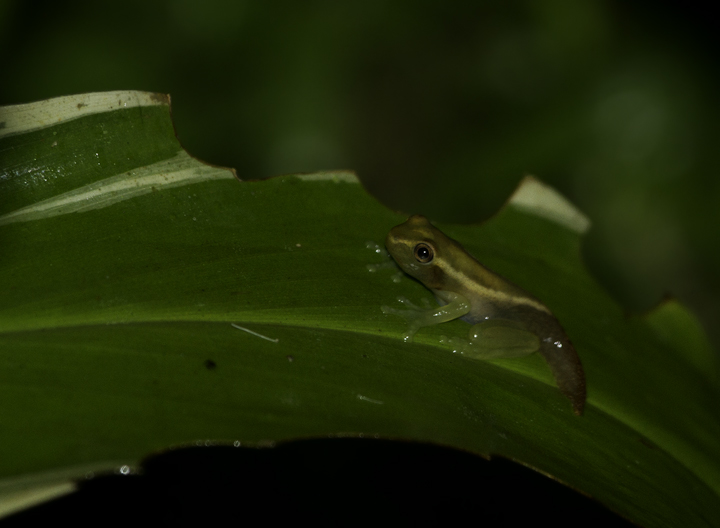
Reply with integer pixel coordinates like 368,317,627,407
414,243,434,263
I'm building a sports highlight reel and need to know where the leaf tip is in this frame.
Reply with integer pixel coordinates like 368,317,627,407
508,175,591,235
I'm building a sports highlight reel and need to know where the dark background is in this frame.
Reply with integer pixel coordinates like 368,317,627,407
1,0,716,523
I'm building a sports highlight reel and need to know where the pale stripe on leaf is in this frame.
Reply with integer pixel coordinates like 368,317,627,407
0,151,235,226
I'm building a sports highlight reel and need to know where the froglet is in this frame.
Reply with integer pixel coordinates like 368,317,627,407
381,215,586,415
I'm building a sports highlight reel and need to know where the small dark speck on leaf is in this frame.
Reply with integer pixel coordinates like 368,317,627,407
287,355,294,362
204,359,217,370
77,103,87,109
362,354,368,358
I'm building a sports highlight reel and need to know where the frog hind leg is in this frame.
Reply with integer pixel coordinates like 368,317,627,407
445,319,540,360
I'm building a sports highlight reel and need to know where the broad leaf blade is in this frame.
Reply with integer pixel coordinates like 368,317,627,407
1,92,718,527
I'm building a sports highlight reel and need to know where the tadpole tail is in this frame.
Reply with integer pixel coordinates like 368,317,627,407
538,332,586,415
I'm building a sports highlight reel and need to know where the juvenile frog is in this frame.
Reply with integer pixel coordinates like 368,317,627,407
382,215,586,415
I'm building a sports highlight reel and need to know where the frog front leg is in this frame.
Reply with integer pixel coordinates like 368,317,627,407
382,291,471,342
443,319,540,360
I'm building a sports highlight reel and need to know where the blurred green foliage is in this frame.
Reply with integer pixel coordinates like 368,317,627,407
1,0,718,349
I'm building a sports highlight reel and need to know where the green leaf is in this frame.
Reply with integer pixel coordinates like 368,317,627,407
1,91,718,527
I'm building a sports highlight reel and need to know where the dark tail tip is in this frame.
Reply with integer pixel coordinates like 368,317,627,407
572,399,585,416
538,336,586,417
